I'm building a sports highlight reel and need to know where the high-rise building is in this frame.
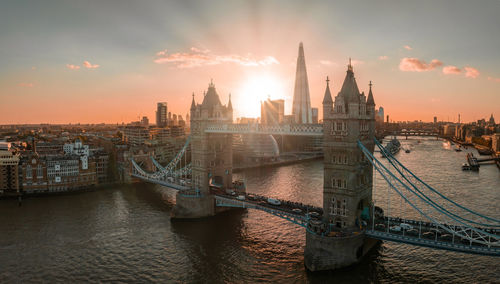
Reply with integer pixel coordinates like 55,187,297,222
156,102,167,127
292,42,312,124
434,116,438,123
489,113,495,125
311,108,319,124
121,125,150,146
377,107,385,122
172,114,178,126
141,116,149,126
260,98,284,125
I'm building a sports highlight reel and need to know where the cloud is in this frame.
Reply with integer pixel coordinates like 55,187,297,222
154,48,279,68
351,59,364,66
379,55,388,60
83,61,99,69
464,67,480,78
31,66,36,70
404,45,413,50
18,82,34,87
488,76,500,83
442,65,461,75
399,57,443,72
320,60,334,65
66,64,80,70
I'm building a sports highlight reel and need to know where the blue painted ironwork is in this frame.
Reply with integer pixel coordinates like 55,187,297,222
375,138,500,226
358,140,500,250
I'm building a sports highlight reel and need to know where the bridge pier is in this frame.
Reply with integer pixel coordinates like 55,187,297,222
304,232,379,271
171,193,216,219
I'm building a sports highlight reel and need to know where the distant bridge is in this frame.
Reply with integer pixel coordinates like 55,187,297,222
391,130,439,139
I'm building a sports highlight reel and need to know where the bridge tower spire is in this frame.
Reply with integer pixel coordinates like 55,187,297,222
322,76,333,120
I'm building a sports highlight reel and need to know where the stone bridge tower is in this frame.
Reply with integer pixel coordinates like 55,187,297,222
189,81,233,194
305,61,376,271
172,80,233,218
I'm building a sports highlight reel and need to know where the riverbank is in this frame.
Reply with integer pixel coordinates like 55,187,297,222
0,182,122,200
441,137,500,171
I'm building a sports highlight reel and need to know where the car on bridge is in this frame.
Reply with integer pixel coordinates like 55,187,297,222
308,212,321,219
400,223,413,231
292,208,302,214
422,231,435,239
247,194,257,200
267,198,281,206
390,225,403,233
236,195,245,201
375,223,385,231
406,229,419,236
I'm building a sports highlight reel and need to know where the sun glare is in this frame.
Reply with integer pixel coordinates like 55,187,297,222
234,74,287,118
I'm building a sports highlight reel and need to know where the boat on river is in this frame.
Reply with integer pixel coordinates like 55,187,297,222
382,138,401,158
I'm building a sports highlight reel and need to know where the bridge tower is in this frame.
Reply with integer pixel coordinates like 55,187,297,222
172,80,233,218
305,61,377,271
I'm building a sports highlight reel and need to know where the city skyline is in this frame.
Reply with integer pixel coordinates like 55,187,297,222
1,0,499,124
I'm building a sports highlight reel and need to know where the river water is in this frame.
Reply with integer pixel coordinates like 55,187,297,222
1,137,499,283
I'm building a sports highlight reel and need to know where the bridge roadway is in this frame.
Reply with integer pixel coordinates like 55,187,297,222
132,174,500,256
215,192,500,256
370,217,500,256
214,191,323,228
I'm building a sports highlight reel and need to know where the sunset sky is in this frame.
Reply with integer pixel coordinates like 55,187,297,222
1,0,499,124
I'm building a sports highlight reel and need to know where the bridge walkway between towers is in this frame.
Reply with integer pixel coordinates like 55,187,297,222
204,123,323,136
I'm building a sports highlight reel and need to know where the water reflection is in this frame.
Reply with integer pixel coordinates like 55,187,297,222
0,138,499,282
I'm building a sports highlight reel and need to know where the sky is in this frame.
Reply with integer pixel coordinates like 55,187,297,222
1,0,499,124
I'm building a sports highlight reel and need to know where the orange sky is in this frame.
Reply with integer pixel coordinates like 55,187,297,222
1,1,499,124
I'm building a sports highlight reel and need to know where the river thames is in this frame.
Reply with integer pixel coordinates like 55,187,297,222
1,137,499,283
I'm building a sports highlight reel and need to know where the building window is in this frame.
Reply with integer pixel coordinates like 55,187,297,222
330,197,336,215
336,122,342,131
26,165,32,178
342,199,347,216
37,165,43,178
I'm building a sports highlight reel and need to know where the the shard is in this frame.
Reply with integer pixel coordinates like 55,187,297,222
292,42,313,124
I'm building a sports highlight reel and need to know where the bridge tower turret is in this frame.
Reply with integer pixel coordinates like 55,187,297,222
305,61,377,271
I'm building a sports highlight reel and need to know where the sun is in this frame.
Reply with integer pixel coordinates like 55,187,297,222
234,73,287,118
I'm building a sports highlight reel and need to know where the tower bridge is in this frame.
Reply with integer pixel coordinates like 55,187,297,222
129,62,500,271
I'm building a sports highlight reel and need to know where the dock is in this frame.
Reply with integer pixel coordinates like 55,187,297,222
466,153,480,171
